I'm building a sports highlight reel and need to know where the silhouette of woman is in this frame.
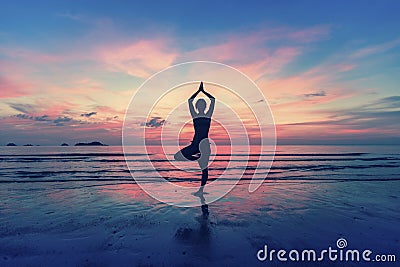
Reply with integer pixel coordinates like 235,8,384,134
174,82,215,195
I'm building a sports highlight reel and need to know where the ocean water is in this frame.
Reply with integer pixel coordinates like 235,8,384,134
1,145,399,184
0,145,399,266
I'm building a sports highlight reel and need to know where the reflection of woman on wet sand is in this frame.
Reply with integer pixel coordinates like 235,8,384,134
174,82,215,195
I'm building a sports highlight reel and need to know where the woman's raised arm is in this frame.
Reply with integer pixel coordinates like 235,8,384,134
188,83,202,118
201,84,215,118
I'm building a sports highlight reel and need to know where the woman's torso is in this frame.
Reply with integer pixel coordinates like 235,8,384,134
192,117,211,143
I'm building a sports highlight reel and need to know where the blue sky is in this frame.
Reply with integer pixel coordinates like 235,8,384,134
0,0,399,145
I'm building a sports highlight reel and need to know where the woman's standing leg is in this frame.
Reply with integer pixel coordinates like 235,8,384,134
201,168,208,186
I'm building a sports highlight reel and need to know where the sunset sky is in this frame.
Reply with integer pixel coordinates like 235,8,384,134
1,1,399,145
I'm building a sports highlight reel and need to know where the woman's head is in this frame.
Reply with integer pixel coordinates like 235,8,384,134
195,98,207,113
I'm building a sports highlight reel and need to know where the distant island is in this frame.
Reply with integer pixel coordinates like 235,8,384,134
74,141,107,146
24,144,33,146
61,143,69,146
6,143,17,146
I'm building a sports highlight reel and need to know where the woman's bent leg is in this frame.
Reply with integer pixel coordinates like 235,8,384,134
174,143,200,161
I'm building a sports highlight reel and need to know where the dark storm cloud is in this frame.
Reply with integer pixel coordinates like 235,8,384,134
371,95,400,109
34,115,50,121
15,114,50,121
80,111,97,117
8,103,36,113
141,117,165,128
53,116,73,126
304,91,326,98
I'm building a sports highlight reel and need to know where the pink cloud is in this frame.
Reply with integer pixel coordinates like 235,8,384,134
0,114,123,145
351,38,400,59
239,47,302,80
97,39,177,78
252,59,362,129
276,117,398,143
285,25,331,43
334,63,357,72
227,24,330,44
182,41,302,81
0,47,63,64
259,59,359,104
180,25,330,80
0,76,30,99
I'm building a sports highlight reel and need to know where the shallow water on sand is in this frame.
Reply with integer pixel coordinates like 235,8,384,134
0,145,399,266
